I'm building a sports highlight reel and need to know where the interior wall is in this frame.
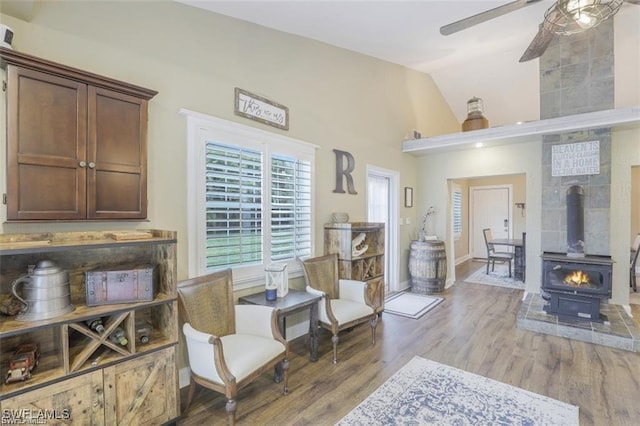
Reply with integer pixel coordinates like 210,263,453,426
416,142,541,292
451,174,526,263
0,1,459,287
632,166,640,240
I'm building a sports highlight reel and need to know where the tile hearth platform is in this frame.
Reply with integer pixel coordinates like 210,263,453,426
517,293,640,352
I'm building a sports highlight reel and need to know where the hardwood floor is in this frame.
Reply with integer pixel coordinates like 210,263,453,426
177,261,640,426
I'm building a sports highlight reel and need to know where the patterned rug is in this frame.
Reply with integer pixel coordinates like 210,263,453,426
464,263,524,290
384,292,444,319
337,356,579,426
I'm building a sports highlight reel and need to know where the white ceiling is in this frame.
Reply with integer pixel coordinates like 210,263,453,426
174,0,568,127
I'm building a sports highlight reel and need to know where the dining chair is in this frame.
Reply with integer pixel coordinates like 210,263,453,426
631,233,640,292
482,228,514,277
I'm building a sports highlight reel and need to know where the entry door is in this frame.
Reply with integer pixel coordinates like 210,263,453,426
471,186,512,259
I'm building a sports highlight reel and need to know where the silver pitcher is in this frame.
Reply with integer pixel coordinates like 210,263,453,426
11,260,75,321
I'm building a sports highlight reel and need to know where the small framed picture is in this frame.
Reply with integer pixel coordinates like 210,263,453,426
404,187,413,208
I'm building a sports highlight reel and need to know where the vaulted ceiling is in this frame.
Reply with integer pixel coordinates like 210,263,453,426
176,1,640,128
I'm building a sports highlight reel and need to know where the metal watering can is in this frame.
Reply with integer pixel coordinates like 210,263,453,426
11,260,75,321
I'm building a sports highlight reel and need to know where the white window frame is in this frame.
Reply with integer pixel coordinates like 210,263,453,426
181,108,317,289
452,183,463,240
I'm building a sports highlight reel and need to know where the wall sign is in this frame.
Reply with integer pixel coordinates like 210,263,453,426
234,88,289,130
333,149,357,194
551,141,600,177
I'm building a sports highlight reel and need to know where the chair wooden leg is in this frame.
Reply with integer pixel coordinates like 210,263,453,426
183,377,197,413
331,334,339,364
370,315,378,345
508,260,512,278
281,358,290,395
226,398,237,425
486,259,490,274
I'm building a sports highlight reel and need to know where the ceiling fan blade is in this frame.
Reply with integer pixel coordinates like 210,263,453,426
519,25,556,62
625,0,640,4
440,0,544,36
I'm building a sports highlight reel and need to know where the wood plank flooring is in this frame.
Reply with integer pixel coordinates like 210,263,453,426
177,261,640,426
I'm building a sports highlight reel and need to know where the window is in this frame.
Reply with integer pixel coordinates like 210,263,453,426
183,109,316,287
452,184,463,239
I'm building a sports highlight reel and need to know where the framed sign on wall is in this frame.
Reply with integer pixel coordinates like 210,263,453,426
234,88,289,130
404,187,413,207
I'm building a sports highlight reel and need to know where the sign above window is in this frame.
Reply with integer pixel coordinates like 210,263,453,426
234,87,289,130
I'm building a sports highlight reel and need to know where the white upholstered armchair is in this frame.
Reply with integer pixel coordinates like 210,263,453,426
177,269,289,425
301,254,377,364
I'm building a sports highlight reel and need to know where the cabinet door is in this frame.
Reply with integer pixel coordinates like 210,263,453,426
87,87,147,219
103,347,178,425
6,66,87,220
0,371,104,425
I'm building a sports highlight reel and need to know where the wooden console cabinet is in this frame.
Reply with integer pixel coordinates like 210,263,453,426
0,230,179,425
0,47,157,221
324,222,385,313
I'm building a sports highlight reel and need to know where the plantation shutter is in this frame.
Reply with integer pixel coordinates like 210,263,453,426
205,141,263,268
271,154,312,261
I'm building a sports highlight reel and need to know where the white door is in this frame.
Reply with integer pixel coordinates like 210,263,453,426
366,166,399,293
471,186,512,259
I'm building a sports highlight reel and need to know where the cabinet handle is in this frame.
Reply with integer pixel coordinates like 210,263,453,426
79,161,87,168
88,162,96,169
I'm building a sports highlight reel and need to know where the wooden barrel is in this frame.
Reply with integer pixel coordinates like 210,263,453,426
409,240,447,294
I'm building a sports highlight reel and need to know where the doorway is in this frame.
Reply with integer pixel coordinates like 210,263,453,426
366,165,399,293
470,185,513,259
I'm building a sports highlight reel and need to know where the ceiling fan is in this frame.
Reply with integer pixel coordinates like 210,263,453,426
440,0,640,62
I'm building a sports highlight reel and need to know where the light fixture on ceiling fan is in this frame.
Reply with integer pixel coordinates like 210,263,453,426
440,0,640,63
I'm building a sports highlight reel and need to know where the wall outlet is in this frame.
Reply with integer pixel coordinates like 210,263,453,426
406,217,411,224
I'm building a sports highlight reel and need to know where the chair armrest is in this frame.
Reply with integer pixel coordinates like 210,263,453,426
339,279,367,304
306,286,325,298
183,323,234,385
236,305,280,339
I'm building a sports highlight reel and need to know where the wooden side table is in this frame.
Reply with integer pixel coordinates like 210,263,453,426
239,289,321,363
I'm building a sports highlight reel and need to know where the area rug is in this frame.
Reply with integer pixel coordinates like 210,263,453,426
384,292,444,319
337,356,579,426
464,263,524,290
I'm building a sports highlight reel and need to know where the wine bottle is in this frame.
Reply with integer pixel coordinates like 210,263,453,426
86,318,105,334
108,327,128,346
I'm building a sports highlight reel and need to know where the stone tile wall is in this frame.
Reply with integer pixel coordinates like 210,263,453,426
540,20,613,256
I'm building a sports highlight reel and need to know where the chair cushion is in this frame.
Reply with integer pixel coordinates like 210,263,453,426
324,299,374,326
188,332,285,385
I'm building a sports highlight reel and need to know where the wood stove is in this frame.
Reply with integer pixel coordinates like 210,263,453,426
541,252,613,322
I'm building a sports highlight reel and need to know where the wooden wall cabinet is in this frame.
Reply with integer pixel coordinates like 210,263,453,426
0,230,179,425
0,47,157,221
324,222,385,314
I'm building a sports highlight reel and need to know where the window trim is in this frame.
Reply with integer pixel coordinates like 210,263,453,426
452,183,463,240
181,108,317,288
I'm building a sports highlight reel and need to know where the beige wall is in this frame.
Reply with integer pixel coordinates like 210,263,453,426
632,166,640,240
451,174,526,263
0,1,459,288
415,127,640,304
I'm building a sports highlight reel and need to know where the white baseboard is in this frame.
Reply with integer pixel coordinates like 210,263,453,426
455,254,472,265
179,367,190,389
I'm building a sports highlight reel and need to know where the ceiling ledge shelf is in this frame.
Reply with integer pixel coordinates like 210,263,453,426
402,106,640,155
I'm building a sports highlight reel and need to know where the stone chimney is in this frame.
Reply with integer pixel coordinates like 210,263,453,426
540,19,613,256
